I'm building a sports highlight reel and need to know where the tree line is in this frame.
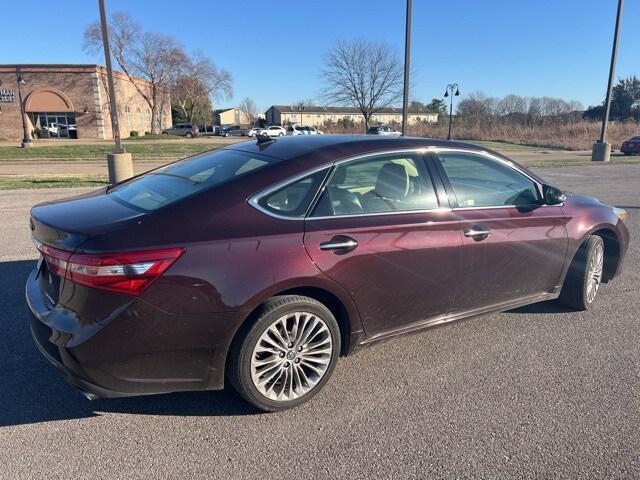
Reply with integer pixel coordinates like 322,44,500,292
584,76,640,122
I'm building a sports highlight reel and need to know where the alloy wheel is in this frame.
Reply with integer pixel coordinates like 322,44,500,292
586,243,604,304
250,311,333,402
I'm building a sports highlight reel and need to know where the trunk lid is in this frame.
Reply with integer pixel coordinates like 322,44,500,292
30,188,146,305
30,188,145,250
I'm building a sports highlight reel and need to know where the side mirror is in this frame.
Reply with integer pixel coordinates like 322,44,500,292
542,184,566,205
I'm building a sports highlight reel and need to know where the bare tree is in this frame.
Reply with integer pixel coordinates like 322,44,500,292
321,39,404,131
497,94,528,116
172,54,233,124
457,92,497,122
84,12,188,133
239,97,259,126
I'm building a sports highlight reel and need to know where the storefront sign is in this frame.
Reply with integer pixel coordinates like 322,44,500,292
0,89,16,103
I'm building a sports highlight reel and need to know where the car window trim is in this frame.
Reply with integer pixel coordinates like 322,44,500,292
249,148,438,221
247,146,558,222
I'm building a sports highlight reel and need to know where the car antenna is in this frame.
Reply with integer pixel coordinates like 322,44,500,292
256,133,275,145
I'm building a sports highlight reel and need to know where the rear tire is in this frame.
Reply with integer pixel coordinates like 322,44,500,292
185,132,193,139
559,235,604,310
228,295,340,412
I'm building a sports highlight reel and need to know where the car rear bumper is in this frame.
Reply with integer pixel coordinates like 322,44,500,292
25,267,245,399
29,316,130,399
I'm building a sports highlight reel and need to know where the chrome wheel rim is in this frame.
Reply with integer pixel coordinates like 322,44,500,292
250,312,333,402
586,243,604,304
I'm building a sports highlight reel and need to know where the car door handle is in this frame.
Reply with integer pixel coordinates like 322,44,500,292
464,225,492,240
320,236,358,253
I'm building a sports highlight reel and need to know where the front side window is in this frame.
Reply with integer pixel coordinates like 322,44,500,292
312,154,439,217
257,170,328,218
109,149,274,211
436,152,540,208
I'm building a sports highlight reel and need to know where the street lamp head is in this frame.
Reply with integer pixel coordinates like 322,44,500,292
444,90,449,98
454,87,460,96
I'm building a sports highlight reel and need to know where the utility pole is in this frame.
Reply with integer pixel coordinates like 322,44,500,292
98,0,133,182
401,0,412,136
592,0,624,162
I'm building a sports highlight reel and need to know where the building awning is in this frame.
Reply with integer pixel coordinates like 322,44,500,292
24,88,74,112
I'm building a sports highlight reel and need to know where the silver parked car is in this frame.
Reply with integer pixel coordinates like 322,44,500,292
367,125,401,136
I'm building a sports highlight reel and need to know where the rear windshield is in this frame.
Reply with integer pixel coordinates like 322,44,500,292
108,149,273,211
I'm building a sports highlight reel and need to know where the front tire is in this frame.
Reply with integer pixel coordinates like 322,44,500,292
228,295,341,412
559,235,604,310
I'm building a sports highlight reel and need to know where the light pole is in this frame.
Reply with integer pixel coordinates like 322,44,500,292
16,68,32,148
444,83,460,140
401,0,412,136
98,0,133,183
592,0,624,162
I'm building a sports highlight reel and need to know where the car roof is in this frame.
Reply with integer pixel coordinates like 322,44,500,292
224,134,489,162
221,134,544,184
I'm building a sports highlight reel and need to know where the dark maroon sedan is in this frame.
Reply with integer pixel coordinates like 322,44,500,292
26,135,629,411
620,136,640,155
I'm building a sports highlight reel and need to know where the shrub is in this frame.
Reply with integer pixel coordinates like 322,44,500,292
130,131,139,137
144,131,151,135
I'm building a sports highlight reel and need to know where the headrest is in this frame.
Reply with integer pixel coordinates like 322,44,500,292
374,163,409,200
331,166,347,186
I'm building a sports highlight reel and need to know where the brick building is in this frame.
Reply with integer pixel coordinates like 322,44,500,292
0,64,171,141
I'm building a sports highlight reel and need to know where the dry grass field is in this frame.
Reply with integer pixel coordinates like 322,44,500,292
324,120,640,151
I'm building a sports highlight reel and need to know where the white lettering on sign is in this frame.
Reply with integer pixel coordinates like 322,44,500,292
0,89,16,103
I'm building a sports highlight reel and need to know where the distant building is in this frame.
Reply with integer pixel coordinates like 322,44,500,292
264,105,438,127
213,108,254,127
0,64,171,141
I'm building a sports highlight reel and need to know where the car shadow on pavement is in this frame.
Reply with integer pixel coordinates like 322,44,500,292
0,260,258,428
508,299,574,314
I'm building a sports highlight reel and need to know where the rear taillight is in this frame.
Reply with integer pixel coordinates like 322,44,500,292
37,245,184,296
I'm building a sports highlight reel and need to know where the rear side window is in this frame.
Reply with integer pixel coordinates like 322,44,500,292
256,170,328,218
437,152,540,207
109,150,273,211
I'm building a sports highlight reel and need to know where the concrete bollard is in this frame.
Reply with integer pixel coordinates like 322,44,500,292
591,142,611,162
107,152,134,184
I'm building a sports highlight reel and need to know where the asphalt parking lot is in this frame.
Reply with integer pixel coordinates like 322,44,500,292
0,163,638,479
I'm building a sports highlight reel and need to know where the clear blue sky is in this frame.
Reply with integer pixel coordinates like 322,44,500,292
1,0,638,112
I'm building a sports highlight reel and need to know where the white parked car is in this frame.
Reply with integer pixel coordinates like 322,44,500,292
264,126,286,137
286,125,323,136
247,127,266,137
